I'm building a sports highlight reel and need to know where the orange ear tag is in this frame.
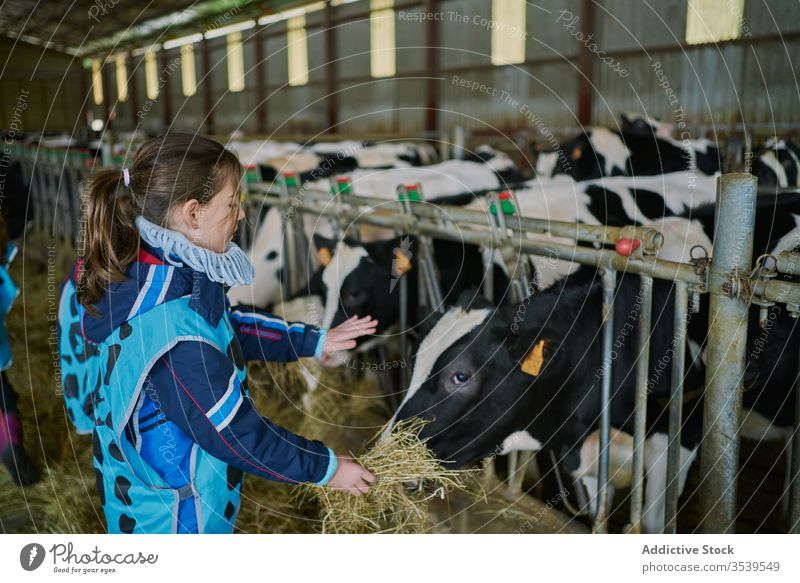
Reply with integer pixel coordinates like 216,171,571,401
571,146,583,160
317,247,332,266
393,249,412,274
521,339,546,376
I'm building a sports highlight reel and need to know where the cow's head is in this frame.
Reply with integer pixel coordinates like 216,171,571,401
314,234,414,349
619,112,674,139
389,295,566,468
463,145,521,185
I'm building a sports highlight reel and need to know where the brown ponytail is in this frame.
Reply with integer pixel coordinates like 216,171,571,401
77,133,242,310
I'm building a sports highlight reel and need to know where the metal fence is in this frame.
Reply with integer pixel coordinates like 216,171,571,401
245,172,800,534
13,141,800,534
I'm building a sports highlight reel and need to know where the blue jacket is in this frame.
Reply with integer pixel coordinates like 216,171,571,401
58,261,101,433
85,240,336,533
0,243,20,371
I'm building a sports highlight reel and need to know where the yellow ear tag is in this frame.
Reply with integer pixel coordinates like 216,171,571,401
571,146,583,161
317,247,332,266
521,340,546,376
394,249,412,274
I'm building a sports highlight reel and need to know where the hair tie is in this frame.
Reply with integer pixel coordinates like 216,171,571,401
122,167,131,187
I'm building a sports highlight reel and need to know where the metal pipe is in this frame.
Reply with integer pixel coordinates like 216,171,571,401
393,193,413,392
248,189,662,250
665,280,689,533
699,173,758,534
482,246,494,301
398,275,410,394
594,268,617,533
626,275,654,534
250,196,709,290
789,338,800,534
453,126,465,159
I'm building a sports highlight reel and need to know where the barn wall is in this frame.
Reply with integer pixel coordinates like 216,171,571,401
592,0,800,131
0,39,85,133
79,0,799,139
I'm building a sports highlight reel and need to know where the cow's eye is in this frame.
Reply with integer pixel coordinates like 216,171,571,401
343,290,364,304
450,372,469,385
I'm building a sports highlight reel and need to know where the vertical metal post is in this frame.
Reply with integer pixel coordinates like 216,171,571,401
128,54,139,129
699,173,758,533
453,126,465,159
594,267,617,534
280,176,299,298
160,51,172,128
627,275,653,533
424,0,440,133
400,184,444,314
201,39,214,135
789,340,800,533
665,280,689,533
481,246,494,302
576,0,595,126
398,275,410,393
324,1,338,132
254,26,267,134
490,190,535,494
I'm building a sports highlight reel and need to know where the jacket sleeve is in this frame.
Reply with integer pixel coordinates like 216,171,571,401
148,340,338,485
228,305,327,362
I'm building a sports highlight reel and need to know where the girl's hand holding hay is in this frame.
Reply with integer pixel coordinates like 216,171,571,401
303,419,472,533
328,457,376,496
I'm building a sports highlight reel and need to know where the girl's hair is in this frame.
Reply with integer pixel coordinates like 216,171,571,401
78,133,242,309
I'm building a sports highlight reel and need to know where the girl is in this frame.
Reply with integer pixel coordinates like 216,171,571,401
0,214,39,486
77,134,376,534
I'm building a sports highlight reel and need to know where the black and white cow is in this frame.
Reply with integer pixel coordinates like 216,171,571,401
387,192,800,529
308,141,439,168
311,235,510,352
466,172,719,288
388,270,705,533
259,141,441,184
752,139,800,188
228,139,440,184
535,126,721,181
619,112,675,139
305,172,719,361
230,151,522,309
316,146,522,200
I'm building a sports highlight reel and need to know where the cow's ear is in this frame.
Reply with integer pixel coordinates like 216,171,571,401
509,329,562,378
365,235,416,265
313,234,336,252
313,234,337,267
455,288,494,311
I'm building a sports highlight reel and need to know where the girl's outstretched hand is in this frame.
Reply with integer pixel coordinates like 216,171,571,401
322,315,378,353
327,456,376,496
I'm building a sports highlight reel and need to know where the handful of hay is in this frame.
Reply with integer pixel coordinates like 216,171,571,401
302,419,472,533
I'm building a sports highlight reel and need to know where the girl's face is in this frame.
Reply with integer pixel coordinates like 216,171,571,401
170,179,245,253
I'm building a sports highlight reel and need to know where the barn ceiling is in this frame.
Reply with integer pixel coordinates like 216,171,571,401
0,0,307,57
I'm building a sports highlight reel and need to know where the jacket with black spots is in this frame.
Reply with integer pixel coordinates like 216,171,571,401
82,240,337,508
